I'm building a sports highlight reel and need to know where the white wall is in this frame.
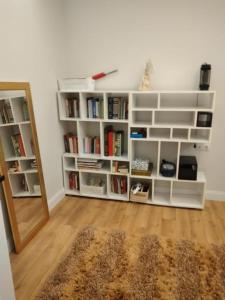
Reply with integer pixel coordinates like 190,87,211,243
63,0,225,198
0,0,224,204
0,200,15,300
0,0,66,203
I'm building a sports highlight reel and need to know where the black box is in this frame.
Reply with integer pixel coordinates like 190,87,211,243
178,156,197,181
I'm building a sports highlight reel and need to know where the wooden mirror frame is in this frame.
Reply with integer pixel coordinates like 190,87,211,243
0,82,49,253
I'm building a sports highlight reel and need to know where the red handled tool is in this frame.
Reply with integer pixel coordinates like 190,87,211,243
92,69,118,80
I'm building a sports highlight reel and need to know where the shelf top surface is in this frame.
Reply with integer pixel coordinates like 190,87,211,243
58,90,216,94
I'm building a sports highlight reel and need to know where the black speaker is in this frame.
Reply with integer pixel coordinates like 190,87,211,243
178,156,197,181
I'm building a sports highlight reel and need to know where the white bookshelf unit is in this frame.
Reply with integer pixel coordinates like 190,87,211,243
0,93,41,197
58,90,215,209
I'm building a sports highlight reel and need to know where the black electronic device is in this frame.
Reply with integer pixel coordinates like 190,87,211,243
178,156,197,181
160,159,176,177
199,63,211,90
197,112,212,127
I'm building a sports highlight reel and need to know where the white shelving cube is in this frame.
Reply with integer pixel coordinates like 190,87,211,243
58,90,215,209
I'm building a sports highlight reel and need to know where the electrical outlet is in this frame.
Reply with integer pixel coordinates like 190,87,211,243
194,144,209,151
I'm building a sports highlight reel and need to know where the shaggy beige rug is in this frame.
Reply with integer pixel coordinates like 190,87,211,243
37,226,225,300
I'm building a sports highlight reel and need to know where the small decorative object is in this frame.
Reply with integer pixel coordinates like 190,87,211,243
199,63,211,90
160,160,176,177
58,69,118,91
131,158,153,176
138,60,153,91
130,128,147,138
197,112,212,127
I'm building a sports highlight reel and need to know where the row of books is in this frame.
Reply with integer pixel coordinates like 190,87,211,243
68,171,79,190
112,161,129,174
87,97,103,119
77,158,103,170
65,98,79,118
0,100,14,124
111,175,127,194
104,126,124,156
11,134,26,156
108,97,128,120
64,133,78,153
83,136,100,154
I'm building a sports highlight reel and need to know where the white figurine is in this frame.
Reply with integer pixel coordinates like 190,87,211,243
138,60,153,91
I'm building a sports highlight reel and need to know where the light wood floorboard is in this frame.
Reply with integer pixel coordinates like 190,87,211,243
10,196,225,300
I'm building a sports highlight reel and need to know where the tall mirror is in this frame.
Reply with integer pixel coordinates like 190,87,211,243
0,82,49,253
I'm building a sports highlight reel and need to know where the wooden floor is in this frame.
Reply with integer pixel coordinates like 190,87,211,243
11,196,225,300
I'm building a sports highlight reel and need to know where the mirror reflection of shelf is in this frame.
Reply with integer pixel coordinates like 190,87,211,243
8,172,41,197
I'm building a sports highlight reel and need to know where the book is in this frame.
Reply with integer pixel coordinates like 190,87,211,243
69,172,79,190
65,98,79,118
0,100,14,124
104,126,124,157
22,100,29,121
107,97,128,120
111,175,127,194
86,97,103,118
11,133,25,156
64,133,78,153
83,136,101,154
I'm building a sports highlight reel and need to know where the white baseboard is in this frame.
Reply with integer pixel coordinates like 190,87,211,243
48,188,65,211
206,190,225,201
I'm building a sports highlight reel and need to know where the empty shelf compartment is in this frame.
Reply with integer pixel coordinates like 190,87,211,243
155,111,195,127
172,181,204,208
172,128,189,140
149,128,171,139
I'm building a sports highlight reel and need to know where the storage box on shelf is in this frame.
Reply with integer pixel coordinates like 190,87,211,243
130,177,152,204
58,90,215,209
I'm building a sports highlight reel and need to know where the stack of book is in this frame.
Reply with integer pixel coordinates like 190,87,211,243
68,171,79,190
104,126,124,156
111,175,127,194
112,161,129,174
64,133,78,153
65,98,79,118
77,158,103,170
87,97,103,118
11,134,26,156
0,100,14,124
108,97,128,120
83,136,100,154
